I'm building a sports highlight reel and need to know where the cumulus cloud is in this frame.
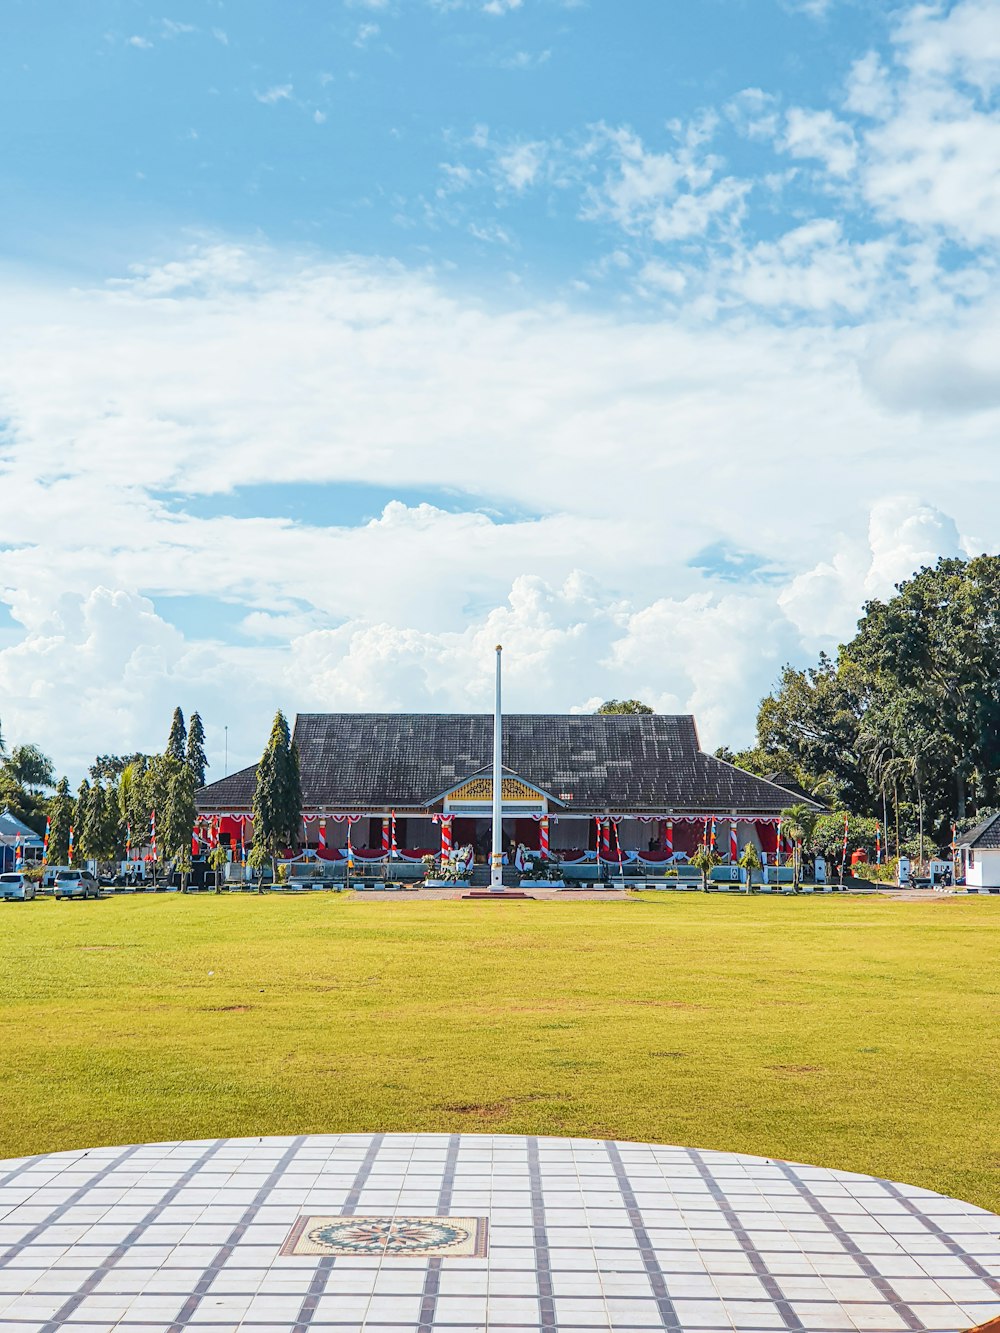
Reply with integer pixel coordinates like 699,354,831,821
0,244,993,776
779,498,964,647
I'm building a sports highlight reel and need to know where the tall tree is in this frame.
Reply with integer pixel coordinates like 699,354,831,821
47,777,73,865
4,744,55,792
80,783,119,863
597,699,654,715
162,762,197,864
185,712,208,787
166,707,187,764
252,711,302,862
74,779,91,860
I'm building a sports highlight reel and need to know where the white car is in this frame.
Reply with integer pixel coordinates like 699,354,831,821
0,872,37,901
54,870,101,900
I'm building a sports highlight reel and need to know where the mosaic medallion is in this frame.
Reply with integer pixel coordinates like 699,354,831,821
281,1214,489,1258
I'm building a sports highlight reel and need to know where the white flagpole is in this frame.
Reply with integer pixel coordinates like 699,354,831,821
491,644,504,892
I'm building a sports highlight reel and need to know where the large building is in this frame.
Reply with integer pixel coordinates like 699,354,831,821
196,712,809,863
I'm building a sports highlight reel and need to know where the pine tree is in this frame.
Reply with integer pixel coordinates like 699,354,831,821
166,707,187,764
162,762,197,862
252,711,302,866
185,712,208,787
47,777,73,865
74,779,91,859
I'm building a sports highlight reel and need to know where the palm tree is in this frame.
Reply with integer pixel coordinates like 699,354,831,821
780,803,821,892
738,841,762,894
690,842,722,893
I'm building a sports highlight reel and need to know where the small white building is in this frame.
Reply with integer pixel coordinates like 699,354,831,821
957,812,1000,891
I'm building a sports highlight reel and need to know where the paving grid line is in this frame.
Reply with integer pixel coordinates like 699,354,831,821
0,1144,146,1267
33,1139,229,1333
291,1133,386,1333
878,1180,1000,1298
773,1161,927,1330
414,1133,461,1333
604,1139,682,1333
527,1137,558,1333
165,1136,309,1333
686,1148,807,1331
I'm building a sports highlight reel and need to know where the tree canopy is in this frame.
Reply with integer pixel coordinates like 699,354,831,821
252,711,302,856
746,555,1000,852
597,699,654,715
185,712,208,788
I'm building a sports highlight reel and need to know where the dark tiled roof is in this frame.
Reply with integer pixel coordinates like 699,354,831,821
957,812,1000,849
197,713,813,815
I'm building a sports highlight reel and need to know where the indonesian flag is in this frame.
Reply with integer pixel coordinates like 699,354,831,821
729,822,738,861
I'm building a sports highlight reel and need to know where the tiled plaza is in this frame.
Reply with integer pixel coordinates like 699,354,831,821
0,1134,997,1333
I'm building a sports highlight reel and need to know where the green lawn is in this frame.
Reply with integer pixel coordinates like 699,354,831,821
1,892,997,1213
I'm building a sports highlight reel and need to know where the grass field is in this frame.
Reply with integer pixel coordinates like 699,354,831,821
0,892,997,1213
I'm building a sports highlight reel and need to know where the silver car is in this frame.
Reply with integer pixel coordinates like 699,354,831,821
54,870,101,900
0,872,37,902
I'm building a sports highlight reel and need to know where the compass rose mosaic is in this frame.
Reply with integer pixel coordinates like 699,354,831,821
281,1215,489,1258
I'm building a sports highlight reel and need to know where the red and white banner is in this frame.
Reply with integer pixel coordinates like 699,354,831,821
391,810,397,857
382,817,390,854
664,818,673,855
318,819,327,851
539,815,550,859
729,822,738,861
440,814,453,859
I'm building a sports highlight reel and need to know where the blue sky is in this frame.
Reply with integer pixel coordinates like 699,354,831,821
1,0,999,778
7,1,890,277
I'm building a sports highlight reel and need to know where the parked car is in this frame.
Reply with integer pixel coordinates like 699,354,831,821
54,870,101,900
0,872,37,902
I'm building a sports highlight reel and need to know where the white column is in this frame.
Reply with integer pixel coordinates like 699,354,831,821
491,644,504,891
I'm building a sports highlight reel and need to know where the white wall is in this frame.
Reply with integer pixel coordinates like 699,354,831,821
966,847,1000,888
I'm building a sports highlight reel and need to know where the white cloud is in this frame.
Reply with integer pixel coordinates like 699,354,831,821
355,22,380,46
780,498,964,647
495,140,546,191
0,244,995,775
127,35,153,49
781,107,858,177
255,85,294,105
582,120,747,244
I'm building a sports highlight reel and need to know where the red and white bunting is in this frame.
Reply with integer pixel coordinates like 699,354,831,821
391,810,397,857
